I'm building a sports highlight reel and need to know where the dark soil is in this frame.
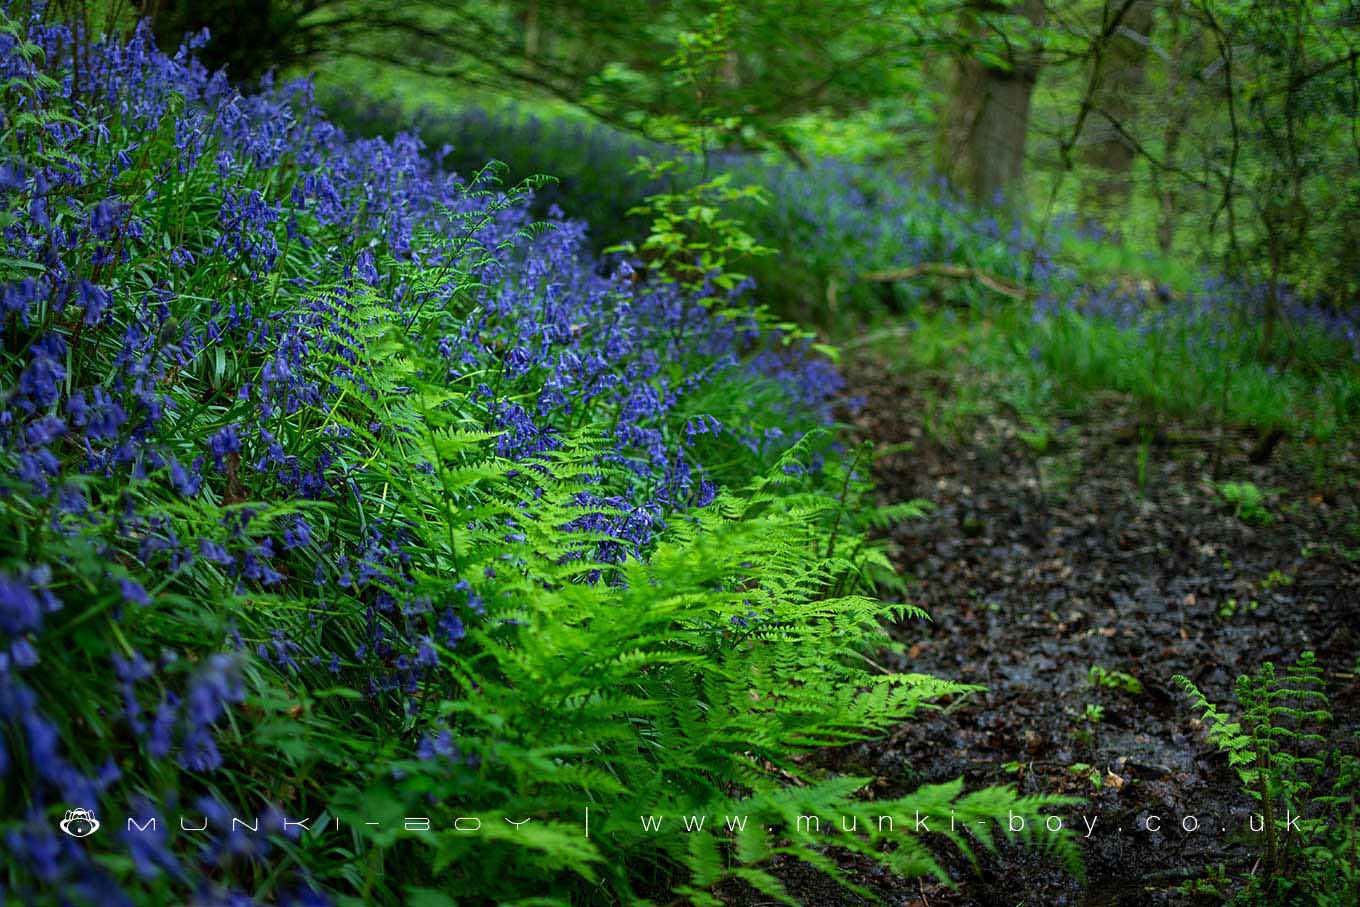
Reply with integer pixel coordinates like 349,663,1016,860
744,354,1360,906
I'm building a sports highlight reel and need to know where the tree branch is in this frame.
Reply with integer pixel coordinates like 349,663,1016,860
861,263,1032,300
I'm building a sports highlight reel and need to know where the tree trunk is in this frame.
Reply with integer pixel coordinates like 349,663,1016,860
1079,0,1156,226
1155,107,1187,252
935,0,1046,207
1151,0,1194,253
523,0,541,61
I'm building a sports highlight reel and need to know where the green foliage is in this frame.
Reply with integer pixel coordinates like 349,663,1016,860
0,14,1083,901
612,158,772,299
1030,305,1359,441
1215,480,1275,526
173,0,960,156
1260,569,1293,591
236,263,983,901
605,2,774,304
287,289,1082,902
1087,664,1142,696
856,295,1360,453
1066,763,1103,790
1174,654,1359,904
319,55,1360,449
1216,597,1260,621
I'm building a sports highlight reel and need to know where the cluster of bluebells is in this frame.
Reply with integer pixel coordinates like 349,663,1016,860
113,652,245,773
357,102,1023,312
1031,264,1360,363
0,10,841,904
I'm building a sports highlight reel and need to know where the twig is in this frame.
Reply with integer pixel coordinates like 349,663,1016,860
839,324,914,350
862,263,1032,300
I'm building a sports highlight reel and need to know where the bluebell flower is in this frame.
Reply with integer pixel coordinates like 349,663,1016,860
17,335,66,410
23,414,66,446
9,638,39,669
118,577,152,606
4,825,64,883
208,425,241,468
0,160,26,191
169,457,204,497
257,628,300,672
280,884,334,907
178,725,223,772
121,799,181,880
76,280,112,325
437,609,465,648
139,692,176,759
0,573,44,637
88,198,126,239
415,635,438,669
416,728,459,761
0,568,60,654
186,654,244,728
281,515,312,550
198,537,233,565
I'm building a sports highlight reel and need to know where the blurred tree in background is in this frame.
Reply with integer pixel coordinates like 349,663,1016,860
145,0,950,150
934,0,1046,206
1075,0,1155,224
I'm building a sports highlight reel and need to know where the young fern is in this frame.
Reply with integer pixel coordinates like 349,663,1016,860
1174,653,1355,902
298,287,1082,904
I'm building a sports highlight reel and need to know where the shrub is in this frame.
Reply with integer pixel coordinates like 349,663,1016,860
0,12,1073,906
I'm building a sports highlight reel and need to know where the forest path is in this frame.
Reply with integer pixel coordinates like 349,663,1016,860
788,353,1359,906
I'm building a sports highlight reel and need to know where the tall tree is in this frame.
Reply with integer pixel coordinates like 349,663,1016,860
934,0,1047,206
1078,0,1156,224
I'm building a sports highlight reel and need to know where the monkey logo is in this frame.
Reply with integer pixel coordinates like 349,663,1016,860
59,808,100,838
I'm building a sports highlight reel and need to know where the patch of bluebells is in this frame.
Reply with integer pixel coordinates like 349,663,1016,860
740,150,1360,362
390,103,1360,364
0,10,843,904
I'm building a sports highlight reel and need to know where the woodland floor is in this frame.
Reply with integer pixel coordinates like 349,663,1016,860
735,353,1360,906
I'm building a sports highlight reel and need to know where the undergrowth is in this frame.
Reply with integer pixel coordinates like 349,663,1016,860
0,11,1077,905
854,298,1359,458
